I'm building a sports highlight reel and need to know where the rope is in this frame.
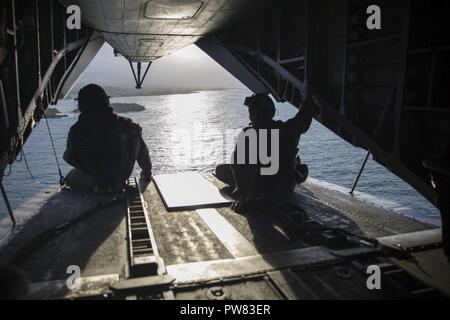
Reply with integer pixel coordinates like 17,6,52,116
3,163,11,177
15,144,22,162
39,104,65,186
20,147,35,182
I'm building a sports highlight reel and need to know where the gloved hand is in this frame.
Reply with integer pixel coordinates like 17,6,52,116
231,197,251,213
140,171,152,183
231,190,253,213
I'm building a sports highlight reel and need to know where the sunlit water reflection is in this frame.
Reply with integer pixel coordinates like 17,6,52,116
0,89,439,220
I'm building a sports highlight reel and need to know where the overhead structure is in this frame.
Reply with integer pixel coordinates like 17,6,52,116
58,0,275,61
58,0,276,88
129,61,152,89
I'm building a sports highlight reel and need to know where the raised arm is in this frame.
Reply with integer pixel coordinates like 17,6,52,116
284,90,316,135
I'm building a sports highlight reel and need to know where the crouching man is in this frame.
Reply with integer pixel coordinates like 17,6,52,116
216,90,316,212
63,84,152,193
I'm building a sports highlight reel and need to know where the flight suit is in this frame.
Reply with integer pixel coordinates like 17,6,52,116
63,109,152,193
216,103,313,200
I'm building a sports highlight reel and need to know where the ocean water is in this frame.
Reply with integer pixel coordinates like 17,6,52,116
0,88,440,220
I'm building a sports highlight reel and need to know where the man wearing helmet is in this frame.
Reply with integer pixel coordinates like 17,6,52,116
63,84,152,193
216,90,316,212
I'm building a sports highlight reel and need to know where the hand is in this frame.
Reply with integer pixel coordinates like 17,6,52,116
231,199,249,213
231,193,251,213
140,171,152,183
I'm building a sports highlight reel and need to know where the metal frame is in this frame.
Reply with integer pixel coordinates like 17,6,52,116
166,246,338,284
52,32,93,105
210,0,439,206
35,0,42,85
392,1,411,159
0,80,9,129
128,61,152,89
126,178,163,277
349,151,371,195
17,37,90,140
11,0,21,117
0,181,15,224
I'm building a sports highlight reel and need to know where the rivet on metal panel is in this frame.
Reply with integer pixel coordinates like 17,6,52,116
206,286,229,300
334,266,355,279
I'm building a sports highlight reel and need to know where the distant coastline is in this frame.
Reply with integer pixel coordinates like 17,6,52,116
68,86,237,99
72,102,146,114
110,103,145,113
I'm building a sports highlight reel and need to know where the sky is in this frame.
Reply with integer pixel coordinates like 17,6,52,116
76,43,243,93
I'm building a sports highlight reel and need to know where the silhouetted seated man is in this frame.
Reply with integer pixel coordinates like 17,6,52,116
216,90,316,212
63,84,152,193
